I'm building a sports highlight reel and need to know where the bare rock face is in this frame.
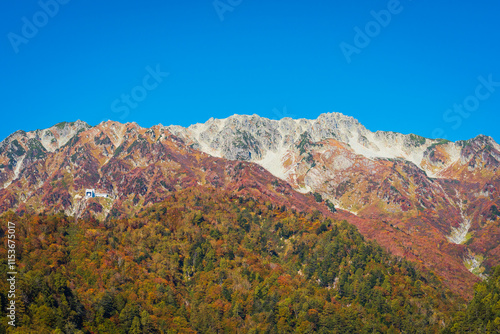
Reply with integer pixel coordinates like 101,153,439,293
1,113,500,299
169,113,462,176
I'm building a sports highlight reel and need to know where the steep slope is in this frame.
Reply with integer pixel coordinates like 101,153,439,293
0,121,330,221
0,121,91,189
168,113,460,178
168,113,500,295
1,115,498,299
0,190,462,333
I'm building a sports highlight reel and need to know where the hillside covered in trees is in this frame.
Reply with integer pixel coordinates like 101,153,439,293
0,186,468,333
444,266,500,333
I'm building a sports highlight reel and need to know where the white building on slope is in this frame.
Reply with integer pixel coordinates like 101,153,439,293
85,189,109,198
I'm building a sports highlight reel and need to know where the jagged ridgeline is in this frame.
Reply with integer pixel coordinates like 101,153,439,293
0,188,461,333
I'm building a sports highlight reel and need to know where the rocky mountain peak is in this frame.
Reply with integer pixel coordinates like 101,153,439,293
167,113,500,181
0,120,91,175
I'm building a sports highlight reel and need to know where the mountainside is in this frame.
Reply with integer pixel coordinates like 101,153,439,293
0,120,329,221
1,113,499,299
0,190,462,333
169,113,500,295
168,113,466,178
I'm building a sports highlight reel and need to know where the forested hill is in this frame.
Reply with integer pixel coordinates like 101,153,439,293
444,266,500,333
0,187,462,333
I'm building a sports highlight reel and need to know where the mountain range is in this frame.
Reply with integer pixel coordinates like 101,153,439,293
1,113,499,299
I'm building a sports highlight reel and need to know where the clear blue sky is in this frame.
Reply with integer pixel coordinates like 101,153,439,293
1,0,499,142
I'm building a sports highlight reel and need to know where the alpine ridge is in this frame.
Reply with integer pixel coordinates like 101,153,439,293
1,113,499,299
